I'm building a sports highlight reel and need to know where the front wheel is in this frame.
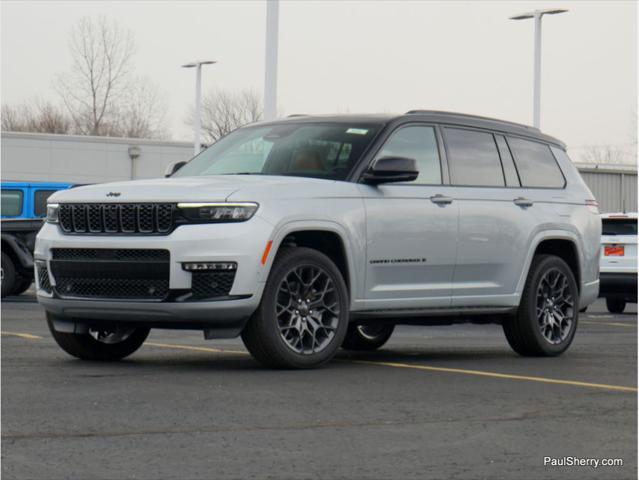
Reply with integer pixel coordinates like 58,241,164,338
503,255,579,357
12,277,32,296
47,314,149,361
606,298,626,314
241,247,350,369
342,323,395,351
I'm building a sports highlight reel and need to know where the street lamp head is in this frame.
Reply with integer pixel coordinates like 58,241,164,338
181,60,217,68
510,9,568,20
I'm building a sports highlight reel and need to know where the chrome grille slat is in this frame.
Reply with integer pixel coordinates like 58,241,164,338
58,204,174,235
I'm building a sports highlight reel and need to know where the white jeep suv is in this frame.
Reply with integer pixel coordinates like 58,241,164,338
36,111,601,368
599,212,637,313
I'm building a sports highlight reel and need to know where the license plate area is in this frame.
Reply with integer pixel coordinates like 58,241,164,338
604,245,625,256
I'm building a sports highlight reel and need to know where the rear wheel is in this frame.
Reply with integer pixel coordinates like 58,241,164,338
503,255,578,356
342,323,395,351
47,313,149,361
606,298,626,314
1,252,16,298
241,247,349,369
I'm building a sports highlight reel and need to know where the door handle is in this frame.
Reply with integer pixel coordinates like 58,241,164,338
430,194,453,205
514,197,534,207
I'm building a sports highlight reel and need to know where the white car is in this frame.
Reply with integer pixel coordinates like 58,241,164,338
599,212,637,313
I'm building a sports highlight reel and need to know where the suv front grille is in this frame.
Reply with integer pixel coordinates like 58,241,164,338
50,248,170,300
59,204,174,235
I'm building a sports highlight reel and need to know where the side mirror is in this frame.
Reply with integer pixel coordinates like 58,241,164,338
164,161,187,177
362,156,419,185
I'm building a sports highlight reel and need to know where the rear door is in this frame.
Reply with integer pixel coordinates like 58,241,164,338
361,124,459,309
444,128,541,306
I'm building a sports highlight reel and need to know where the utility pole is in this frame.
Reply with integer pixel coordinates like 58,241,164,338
264,0,279,121
510,9,567,129
183,60,217,155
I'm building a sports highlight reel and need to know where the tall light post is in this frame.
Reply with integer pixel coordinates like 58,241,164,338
264,0,279,121
510,9,567,129
183,60,217,155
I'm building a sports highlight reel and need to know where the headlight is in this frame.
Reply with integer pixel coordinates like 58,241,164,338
177,202,259,223
46,204,60,224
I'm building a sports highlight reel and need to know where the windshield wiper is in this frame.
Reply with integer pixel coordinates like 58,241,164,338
222,172,262,175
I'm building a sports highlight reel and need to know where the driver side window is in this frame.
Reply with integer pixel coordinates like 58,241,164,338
374,125,442,185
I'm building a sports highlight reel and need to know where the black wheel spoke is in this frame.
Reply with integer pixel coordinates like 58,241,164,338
536,268,575,345
276,265,340,355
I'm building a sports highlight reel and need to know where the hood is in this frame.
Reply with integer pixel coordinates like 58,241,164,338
49,175,360,203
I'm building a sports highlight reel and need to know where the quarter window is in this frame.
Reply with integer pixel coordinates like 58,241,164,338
34,190,57,217
507,137,565,188
444,128,505,187
1,189,23,216
374,126,442,184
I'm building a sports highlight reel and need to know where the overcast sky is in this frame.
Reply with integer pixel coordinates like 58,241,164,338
1,0,636,163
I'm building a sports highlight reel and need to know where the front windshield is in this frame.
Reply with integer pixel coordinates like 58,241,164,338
173,122,381,181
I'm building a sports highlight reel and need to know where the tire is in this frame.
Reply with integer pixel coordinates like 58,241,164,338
606,298,626,314
342,323,395,351
241,247,350,369
47,313,150,361
12,277,32,296
503,254,579,357
1,252,16,298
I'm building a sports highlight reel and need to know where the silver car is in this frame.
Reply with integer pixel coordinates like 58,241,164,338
36,111,601,368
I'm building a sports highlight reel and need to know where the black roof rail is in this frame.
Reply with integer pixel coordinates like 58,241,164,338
287,114,307,118
404,109,539,132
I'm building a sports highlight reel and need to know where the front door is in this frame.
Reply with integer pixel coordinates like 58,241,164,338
361,125,459,310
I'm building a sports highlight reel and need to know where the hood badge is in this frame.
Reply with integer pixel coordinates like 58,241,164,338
106,192,121,197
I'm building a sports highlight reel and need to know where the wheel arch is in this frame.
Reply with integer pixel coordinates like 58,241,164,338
265,221,357,298
517,231,582,296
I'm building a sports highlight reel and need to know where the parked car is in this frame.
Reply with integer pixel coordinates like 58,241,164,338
599,212,637,313
1,182,74,297
36,111,600,368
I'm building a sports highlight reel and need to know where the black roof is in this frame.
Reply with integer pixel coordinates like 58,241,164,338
253,110,565,148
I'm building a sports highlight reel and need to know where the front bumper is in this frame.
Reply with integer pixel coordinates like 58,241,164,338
35,218,274,332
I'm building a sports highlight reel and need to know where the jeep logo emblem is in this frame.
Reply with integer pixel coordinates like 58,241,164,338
106,192,121,197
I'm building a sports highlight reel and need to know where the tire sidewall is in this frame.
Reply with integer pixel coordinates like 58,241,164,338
523,257,579,355
258,248,350,368
1,252,16,298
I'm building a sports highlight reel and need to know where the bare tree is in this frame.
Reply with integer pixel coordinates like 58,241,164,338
2,102,72,134
195,89,262,143
581,145,628,164
106,79,168,138
55,16,167,138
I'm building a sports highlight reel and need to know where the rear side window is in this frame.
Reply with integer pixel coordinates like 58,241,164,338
34,190,57,217
495,135,521,187
375,125,442,184
443,128,504,187
602,218,637,236
1,189,23,216
507,137,565,188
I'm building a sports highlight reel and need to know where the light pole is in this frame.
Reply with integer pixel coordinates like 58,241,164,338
183,60,217,155
510,9,567,129
264,0,279,121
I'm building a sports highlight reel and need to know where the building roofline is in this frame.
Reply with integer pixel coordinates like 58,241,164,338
1,131,192,148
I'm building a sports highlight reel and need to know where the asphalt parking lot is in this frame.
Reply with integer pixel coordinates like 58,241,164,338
1,294,636,480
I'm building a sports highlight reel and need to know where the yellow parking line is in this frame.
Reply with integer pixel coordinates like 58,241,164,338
351,360,638,393
4,332,636,392
581,320,636,328
0,331,43,340
145,342,248,356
